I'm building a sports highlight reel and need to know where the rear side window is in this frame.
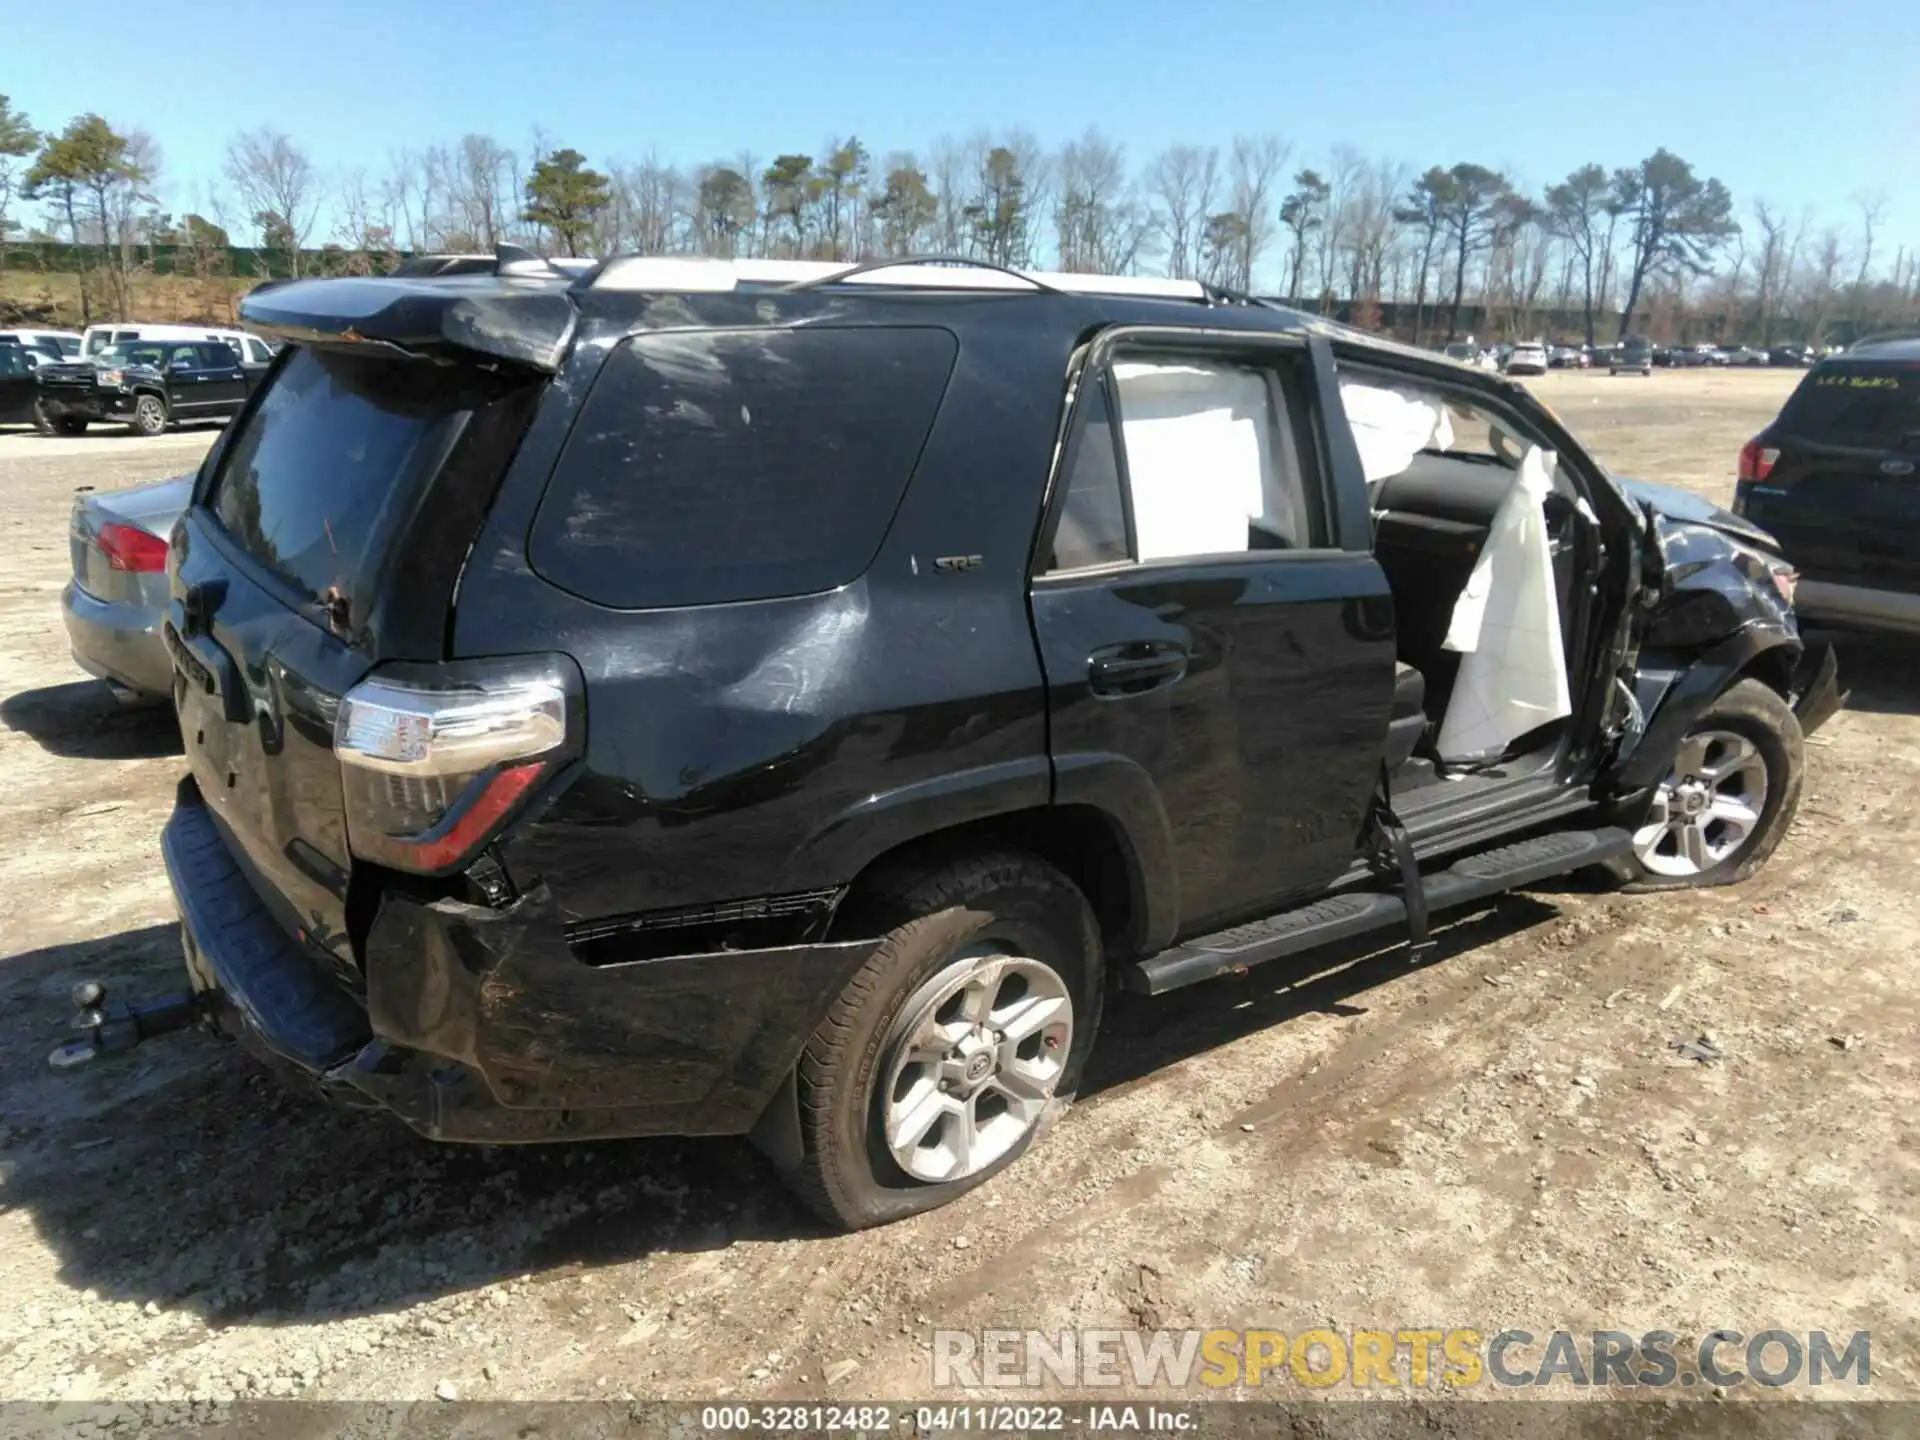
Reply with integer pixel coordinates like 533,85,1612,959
1784,364,1920,448
531,326,957,609
208,346,510,616
1046,379,1129,571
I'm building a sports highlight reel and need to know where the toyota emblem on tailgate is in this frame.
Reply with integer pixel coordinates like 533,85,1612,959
1881,459,1916,475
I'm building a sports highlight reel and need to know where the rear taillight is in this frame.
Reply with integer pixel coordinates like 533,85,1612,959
96,521,168,572
334,657,581,875
1737,439,1779,483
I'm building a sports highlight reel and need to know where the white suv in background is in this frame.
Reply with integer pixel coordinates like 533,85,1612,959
79,323,276,367
0,328,82,363
1504,341,1549,376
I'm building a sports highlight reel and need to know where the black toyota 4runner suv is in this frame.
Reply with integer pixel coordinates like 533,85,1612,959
61,249,1839,1230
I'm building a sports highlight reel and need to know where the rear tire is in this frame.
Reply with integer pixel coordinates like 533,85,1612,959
129,393,168,438
1618,678,1803,891
780,851,1103,1231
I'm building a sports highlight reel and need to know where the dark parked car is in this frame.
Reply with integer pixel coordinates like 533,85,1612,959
0,341,40,427
54,251,1839,1230
1734,337,1920,633
1611,339,1654,376
36,340,255,437
1769,345,1815,367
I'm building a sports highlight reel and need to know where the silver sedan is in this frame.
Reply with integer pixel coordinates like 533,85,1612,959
61,473,190,702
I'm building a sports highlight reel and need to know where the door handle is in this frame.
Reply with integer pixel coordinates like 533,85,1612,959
1088,642,1187,696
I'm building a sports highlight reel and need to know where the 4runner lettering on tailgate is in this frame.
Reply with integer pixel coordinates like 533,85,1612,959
52,246,1841,1231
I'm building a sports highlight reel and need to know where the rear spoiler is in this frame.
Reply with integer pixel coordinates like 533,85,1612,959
239,246,577,373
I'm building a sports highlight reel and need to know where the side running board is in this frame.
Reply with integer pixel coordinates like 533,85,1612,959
1124,827,1632,996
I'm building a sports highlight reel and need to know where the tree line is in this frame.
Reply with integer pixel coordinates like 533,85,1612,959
1,93,1913,348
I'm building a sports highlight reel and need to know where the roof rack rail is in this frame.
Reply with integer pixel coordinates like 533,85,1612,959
382,246,593,281
781,255,1061,294
586,253,1213,302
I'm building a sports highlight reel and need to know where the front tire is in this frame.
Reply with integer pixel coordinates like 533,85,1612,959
782,851,1103,1230
129,393,168,437
1622,678,1804,890
37,403,87,436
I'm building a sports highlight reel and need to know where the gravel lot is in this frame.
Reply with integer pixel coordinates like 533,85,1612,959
0,370,1914,1409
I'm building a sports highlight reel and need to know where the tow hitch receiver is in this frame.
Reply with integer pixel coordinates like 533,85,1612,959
47,981,204,1070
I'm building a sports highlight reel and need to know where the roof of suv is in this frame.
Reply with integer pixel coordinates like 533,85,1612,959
1833,337,1920,362
240,253,1351,374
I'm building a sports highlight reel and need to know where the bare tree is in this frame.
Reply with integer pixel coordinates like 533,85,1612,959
928,136,971,255
1342,157,1404,313
456,134,514,247
1225,133,1290,291
1313,144,1366,313
1849,190,1888,336
1053,128,1148,275
1145,144,1218,281
224,128,321,276
109,129,162,297
610,152,684,255
1801,226,1847,346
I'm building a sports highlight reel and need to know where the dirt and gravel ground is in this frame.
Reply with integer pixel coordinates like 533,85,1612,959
0,370,1914,1412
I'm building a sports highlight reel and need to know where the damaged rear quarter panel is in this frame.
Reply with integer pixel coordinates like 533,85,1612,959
448,296,1082,928
361,885,879,1128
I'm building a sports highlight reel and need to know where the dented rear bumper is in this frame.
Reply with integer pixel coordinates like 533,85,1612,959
164,780,876,1141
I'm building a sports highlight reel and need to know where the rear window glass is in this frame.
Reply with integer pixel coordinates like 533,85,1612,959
208,346,499,615
1785,364,1920,448
531,326,958,609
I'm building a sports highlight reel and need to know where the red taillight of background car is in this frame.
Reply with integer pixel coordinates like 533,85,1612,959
1737,439,1780,483
96,522,169,572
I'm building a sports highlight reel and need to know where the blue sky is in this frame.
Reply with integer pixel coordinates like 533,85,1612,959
9,0,1916,273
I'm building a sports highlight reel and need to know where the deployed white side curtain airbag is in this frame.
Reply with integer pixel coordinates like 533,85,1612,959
1339,377,1454,485
1112,360,1288,558
1435,445,1572,761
